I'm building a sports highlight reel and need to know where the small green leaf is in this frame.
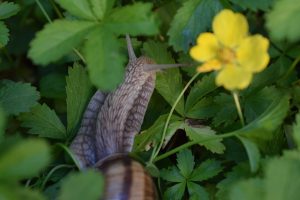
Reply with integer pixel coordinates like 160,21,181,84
238,136,261,172
84,27,126,91
105,3,159,36
185,73,217,114
0,139,51,181
58,170,104,200
133,114,183,152
292,112,300,149
229,0,274,11
19,103,66,140
161,166,184,182
266,0,300,42
190,159,222,181
55,0,96,20
176,149,195,177
66,64,93,137
29,20,96,65
0,21,9,48
90,0,115,20
168,0,223,52
185,125,225,154
0,1,20,20
0,80,40,115
229,178,264,200
164,182,186,200
187,182,209,200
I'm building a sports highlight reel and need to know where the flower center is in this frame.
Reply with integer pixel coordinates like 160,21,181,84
218,47,236,64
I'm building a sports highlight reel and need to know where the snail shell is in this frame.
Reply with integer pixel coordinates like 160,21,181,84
95,154,157,200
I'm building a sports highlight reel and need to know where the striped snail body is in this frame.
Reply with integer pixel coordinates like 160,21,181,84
70,35,185,200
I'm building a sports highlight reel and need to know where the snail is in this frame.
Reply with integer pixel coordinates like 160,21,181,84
70,35,186,200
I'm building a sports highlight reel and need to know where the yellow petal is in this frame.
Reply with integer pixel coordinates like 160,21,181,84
197,59,222,72
213,9,248,48
216,64,252,90
236,35,270,73
190,33,219,62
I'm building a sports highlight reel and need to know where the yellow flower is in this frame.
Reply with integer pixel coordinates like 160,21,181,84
190,9,270,90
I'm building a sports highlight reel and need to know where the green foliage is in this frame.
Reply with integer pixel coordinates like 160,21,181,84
1,0,300,199
58,170,104,200
0,80,40,115
168,0,223,52
161,149,222,200
66,64,93,137
266,0,300,42
19,104,66,140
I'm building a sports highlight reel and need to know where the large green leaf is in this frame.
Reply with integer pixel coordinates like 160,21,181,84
19,104,66,140
229,0,274,11
66,64,93,137
105,3,159,35
229,178,264,200
142,40,174,64
266,0,300,42
0,80,40,115
0,21,9,48
55,0,96,20
168,0,223,52
238,136,260,172
0,1,20,20
90,0,116,20
84,27,126,91
29,20,96,65
58,170,104,200
0,139,50,181
0,184,45,200
185,125,225,154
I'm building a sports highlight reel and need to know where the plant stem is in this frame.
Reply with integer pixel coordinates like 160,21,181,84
56,143,82,170
149,72,201,163
282,55,300,80
35,0,86,64
232,91,245,126
153,131,237,163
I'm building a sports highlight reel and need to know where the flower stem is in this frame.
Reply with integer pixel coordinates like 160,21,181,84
232,91,245,126
149,72,201,163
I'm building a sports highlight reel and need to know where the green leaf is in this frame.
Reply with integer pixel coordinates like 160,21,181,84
55,0,96,20
265,154,300,200
133,114,183,152
187,182,209,200
105,3,159,36
292,112,300,149
185,97,218,119
229,178,264,200
0,184,46,200
0,139,50,180
185,125,225,154
266,0,300,42
0,80,40,115
168,0,223,52
161,166,184,183
216,163,251,200
212,93,237,127
185,73,217,114
164,182,186,200
0,1,20,19
90,0,115,20
40,73,66,99
190,159,222,181
238,136,260,172
66,64,93,137
84,27,126,91
29,20,96,65
142,40,174,64
19,103,66,140
229,0,274,11
58,170,104,200
0,106,6,142
176,149,195,177
0,21,9,48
